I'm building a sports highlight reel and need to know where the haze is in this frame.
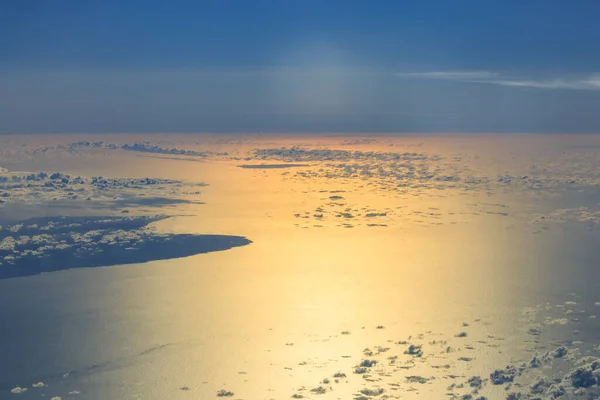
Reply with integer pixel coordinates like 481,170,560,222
2,2,600,400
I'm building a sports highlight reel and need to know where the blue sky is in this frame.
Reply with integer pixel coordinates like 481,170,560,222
1,0,600,133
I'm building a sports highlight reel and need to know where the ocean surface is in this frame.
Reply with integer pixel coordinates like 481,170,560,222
1,134,599,399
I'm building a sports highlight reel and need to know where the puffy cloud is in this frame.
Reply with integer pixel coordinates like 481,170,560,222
544,317,569,326
0,215,251,279
0,169,205,208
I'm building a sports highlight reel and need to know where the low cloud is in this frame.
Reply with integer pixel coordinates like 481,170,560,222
0,215,251,279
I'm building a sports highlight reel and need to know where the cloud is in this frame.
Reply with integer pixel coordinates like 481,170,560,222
0,215,251,279
398,71,600,90
0,167,207,213
476,77,600,90
396,71,497,80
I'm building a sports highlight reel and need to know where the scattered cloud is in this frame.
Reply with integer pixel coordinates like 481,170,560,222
0,215,251,279
0,169,206,211
397,71,600,90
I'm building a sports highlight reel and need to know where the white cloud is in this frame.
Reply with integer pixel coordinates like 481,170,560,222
396,71,496,80
544,317,569,326
397,71,600,90
476,77,600,90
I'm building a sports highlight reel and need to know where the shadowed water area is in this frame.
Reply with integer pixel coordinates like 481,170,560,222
0,216,251,279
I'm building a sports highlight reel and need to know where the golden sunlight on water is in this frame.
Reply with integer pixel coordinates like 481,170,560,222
1,134,600,399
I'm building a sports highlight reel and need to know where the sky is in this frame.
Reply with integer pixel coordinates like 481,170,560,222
1,0,600,134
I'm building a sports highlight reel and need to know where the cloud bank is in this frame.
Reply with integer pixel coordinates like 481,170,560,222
0,215,251,279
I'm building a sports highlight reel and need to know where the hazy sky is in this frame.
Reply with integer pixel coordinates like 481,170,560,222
2,0,600,133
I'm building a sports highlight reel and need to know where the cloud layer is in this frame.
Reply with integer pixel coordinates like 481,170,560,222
0,215,251,279
398,71,600,90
